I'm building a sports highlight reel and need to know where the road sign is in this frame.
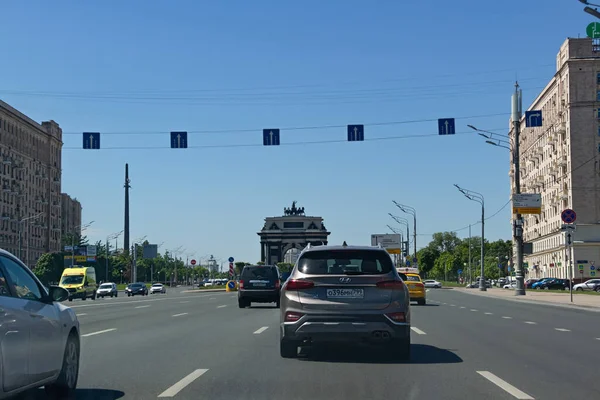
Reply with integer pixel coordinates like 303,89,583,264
525,110,543,127
83,132,100,149
170,131,188,148
561,209,576,224
228,262,234,276
592,271,597,277
591,266,596,271
587,22,600,38
437,118,455,135
512,193,541,214
412,257,417,263
371,234,402,251
190,259,197,265
227,281,236,289
386,248,401,254
263,129,280,146
228,257,234,263
405,260,411,267
458,269,463,274
347,124,364,141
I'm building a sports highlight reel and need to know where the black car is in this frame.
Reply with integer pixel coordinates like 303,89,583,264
238,265,281,308
125,282,148,296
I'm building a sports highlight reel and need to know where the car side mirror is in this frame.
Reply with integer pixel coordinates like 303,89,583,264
48,286,69,302
398,273,408,281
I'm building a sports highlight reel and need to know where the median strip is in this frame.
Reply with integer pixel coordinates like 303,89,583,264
476,371,534,399
82,328,117,337
158,369,209,398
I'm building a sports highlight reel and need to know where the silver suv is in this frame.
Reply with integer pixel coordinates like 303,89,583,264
279,244,411,360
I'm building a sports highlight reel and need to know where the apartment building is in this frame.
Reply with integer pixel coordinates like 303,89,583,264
510,38,600,282
61,193,82,239
0,100,67,267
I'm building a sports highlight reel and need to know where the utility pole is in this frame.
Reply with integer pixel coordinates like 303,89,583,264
124,163,131,256
468,224,472,283
512,83,526,296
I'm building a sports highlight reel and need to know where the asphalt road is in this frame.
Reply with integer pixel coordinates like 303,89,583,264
17,287,600,400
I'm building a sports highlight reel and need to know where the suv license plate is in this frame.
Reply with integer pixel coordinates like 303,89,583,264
326,288,364,298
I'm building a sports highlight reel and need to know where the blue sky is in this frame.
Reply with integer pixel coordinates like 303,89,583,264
0,0,591,263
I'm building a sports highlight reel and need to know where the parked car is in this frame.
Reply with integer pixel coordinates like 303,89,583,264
573,279,600,291
0,249,80,399
125,282,148,296
96,282,118,298
423,279,442,288
279,243,411,360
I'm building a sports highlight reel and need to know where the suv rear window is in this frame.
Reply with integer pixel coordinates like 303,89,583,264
405,275,421,282
297,250,394,275
242,266,278,280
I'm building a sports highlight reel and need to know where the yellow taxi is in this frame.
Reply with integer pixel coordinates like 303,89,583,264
397,267,426,305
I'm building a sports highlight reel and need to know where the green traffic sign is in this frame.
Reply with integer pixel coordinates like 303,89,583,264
587,22,600,39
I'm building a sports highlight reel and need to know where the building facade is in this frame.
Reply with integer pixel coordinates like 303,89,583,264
0,100,69,267
61,193,82,239
510,38,600,282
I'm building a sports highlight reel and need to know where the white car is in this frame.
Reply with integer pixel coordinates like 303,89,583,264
573,279,600,291
503,282,517,289
423,280,442,288
96,282,118,298
150,283,166,294
0,249,80,398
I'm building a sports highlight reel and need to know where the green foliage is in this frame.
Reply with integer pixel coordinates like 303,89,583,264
276,262,293,273
32,253,65,285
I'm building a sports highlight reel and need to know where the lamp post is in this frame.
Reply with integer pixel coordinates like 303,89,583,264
71,221,94,267
106,230,123,282
578,0,600,18
392,202,417,259
454,184,486,291
388,213,410,259
17,212,44,261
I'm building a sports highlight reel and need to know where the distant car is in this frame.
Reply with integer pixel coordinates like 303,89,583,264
125,282,148,296
0,249,81,398
238,265,281,308
503,282,517,289
150,283,166,294
423,279,442,288
574,279,600,291
404,273,426,305
279,243,411,360
96,282,118,298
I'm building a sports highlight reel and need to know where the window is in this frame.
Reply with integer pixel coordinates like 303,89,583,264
0,256,43,300
597,72,600,85
241,266,278,279
297,249,394,275
0,268,10,297
596,90,600,101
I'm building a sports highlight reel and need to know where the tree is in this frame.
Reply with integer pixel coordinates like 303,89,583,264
276,262,293,273
428,232,462,253
416,247,439,276
33,253,65,285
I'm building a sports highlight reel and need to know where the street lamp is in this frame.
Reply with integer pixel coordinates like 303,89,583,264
578,0,600,18
392,202,417,258
106,230,123,282
388,213,410,258
71,221,94,267
17,212,44,261
454,184,486,291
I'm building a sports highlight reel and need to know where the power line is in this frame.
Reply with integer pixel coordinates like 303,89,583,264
62,112,510,136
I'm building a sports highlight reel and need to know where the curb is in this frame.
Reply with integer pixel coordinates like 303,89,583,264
455,288,600,313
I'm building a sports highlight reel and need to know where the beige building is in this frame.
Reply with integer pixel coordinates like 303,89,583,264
510,38,600,282
61,193,82,239
0,100,75,267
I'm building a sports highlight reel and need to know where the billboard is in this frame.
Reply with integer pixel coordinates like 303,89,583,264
63,245,97,265
371,234,402,250
143,244,158,259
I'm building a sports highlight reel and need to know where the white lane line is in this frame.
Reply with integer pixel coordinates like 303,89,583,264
77,313,88,316
460,306,466,309
442,302,447,305
470,309,478,312
524,321,537,325
179,301,190,304
502,316,512,319
484,312,493,315
135,305,150,309
254,326,269,334
158,369,209,398
595,338,600,340
450,304,456,307
217,305,227,309
67,292,230,309
209,297,216,300
554,328,570,332
477,371,534,399
82,328,116,337
426,289,430,292
411,327,427,335
172,313,188,317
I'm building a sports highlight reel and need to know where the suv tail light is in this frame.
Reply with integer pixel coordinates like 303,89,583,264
285,311,304,322
285,279,314,290
376,280,406,289
385,312,406,323
239,280,245,289
275,280,281,289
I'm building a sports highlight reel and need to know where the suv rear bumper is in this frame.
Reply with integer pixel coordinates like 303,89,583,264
281,313,410,343
239,289,279,302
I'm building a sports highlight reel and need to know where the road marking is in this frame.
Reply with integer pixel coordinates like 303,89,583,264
595,338,600,340
524,321,537,325
172,313,188,317
135,305,150,309
442,302,447,305
77,313,87,316
450,304,456,307
460,306,466,309
179,301,190,304
82,328,116,337
502,316,512,319
554,328,570,332
484,312,493,315
209,298,216,300
411,327,426,335
217,305,227,309
426,289,430,293
158,369,209,398
254,326,269,334
476,371,534,399
470,309,478,312
67,292,229,309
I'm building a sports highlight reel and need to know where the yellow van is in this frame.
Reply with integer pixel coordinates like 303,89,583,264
59,266,98,301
